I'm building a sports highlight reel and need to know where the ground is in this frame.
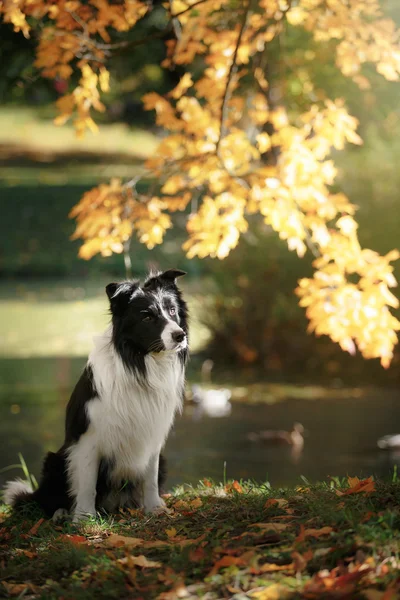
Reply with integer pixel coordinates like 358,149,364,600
1,478,400,599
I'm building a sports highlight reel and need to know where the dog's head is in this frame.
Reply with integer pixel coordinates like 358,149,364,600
106,269,188,364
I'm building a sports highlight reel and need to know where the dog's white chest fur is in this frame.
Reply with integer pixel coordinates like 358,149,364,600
85,329,184,480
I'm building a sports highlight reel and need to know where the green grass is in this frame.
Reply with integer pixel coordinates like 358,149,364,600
0,106,157,158
1,478,400,599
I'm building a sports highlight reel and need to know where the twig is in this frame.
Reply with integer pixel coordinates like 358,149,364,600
171,0,209,19
95,28,173,52
123,239,133,279
169,0,182,40
215,0,252,158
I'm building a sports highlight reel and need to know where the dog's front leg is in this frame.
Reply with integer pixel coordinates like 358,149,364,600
143,452,167,514
67,431,99,523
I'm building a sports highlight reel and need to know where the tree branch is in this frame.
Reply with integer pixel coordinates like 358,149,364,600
216,0,251,158
171,0,210,19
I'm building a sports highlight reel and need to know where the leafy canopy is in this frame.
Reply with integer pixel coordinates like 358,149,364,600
2,0,400,366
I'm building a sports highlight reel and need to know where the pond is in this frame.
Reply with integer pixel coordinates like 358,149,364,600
1,356,400,492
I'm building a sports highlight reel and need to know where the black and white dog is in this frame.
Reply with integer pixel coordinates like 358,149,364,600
4,269,188,522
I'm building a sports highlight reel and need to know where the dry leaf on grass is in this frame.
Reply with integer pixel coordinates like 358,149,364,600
264,498,288,509
28,518,44,536
2,582,40,596
296,525,333,542
251,583,295,599
58,534,87,545
165,527,177,539
209,551,255,575
336,476,376,496
225,480,244,494
103,534,143,548
251,522,289,532
118,555,161,568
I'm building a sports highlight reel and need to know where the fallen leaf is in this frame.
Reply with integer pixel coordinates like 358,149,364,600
189,547,206,562
2,582,39,596
258,562,294,573
252,522,289,532
296,524,306,543
303,526,333,539
292,550,313,572
190,497,203,509
265,498,288,509
173,499,188,511
143,533,206,549
59,534,87,545
118,555,161,568
225,480,244,494
209,551,255,575
165,527,177,539
104,534,143,548
336,476,375,496
29,518,44,536
251,583,295,599
202,479,212,488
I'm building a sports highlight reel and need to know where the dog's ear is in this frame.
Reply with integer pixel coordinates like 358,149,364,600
106,283,119,300
159,269,186,282
144,269,186,290
106,281,139,315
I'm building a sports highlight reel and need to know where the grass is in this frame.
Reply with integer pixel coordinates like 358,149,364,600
0,106,157,185
1,478,400,599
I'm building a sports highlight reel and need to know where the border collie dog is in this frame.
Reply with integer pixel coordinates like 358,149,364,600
4,269,188,522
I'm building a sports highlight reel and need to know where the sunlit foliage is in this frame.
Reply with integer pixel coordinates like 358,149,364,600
2,0,400,365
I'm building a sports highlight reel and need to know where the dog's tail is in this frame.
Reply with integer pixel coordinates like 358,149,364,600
3,478,34,509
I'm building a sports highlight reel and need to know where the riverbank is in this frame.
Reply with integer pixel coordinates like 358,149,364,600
1,477,400,599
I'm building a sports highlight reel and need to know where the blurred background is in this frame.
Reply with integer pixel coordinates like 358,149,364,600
1,3,400,492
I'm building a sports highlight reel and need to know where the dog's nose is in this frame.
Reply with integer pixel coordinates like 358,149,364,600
172,330,185,343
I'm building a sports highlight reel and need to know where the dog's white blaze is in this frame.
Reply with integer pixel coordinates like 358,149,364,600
67,327,184,517
161,320,185,350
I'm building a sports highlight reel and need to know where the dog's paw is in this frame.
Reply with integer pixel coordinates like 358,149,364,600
52,508,70,523
144,496,171,515
72,509,97,524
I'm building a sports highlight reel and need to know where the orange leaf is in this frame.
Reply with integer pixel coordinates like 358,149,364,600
336,476,376,496
59,534,87,545
225,480,243,494
118,555,161,568
209,552,254,575
103,534,143,548
29,518,44,536
302,526,333,539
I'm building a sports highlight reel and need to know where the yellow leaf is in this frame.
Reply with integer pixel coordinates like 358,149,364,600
165,527,177,539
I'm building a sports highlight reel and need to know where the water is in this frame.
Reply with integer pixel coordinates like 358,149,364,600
1,356,399,491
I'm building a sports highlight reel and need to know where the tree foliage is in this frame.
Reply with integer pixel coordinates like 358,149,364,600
2,0,400,366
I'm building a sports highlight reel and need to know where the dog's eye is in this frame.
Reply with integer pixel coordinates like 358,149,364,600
169,308,176,316
142,314,153,322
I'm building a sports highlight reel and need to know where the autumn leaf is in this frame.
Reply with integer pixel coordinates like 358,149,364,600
58,534,87,545
264,498,288,509
209,551,255,575
336,476,376,496
225,480,244,494
251,583,295,599
28,518,44,536
1,582,40,596
251,522,289,533
165,527,177,539
118,555,162,568
296,525,333,541
103,534,143,548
